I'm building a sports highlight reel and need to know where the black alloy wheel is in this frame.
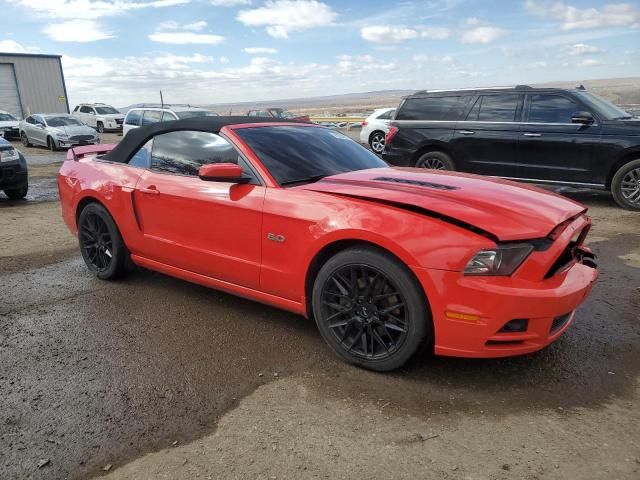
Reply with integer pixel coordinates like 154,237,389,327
47,136,57,152
21,132,31,147
313,247,431,371
415,151,454,170
77,203,130,280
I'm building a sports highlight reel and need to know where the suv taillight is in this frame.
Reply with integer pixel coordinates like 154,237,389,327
385,126,398,144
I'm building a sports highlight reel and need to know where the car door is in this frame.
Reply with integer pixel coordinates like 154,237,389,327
31,115,48,145
133,130,265,289
451,93,523,177
517,93,602,184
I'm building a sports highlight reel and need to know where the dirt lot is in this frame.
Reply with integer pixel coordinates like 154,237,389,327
0,140,639,480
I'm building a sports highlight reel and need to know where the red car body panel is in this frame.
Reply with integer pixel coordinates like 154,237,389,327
58,123,598,358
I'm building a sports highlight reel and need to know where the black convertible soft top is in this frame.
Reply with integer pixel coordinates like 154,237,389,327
104,116,302,163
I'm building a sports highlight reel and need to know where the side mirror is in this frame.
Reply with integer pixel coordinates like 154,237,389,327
571,111,594,125
198,163,250,183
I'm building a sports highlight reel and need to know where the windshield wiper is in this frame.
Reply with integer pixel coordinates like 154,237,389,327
280,174,328,187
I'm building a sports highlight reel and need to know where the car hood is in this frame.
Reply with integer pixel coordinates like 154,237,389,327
297,167,586,242
98,113,124,120
0,120,19,128
52,125,96,136
601,118,640,135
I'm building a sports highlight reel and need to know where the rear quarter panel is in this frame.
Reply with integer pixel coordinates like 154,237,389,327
58,157,143,250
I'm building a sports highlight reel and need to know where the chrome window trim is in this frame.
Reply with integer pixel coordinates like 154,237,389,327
391,120,593,126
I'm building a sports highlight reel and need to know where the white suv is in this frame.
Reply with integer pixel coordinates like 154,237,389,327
72,103,125,133
123,105,217,136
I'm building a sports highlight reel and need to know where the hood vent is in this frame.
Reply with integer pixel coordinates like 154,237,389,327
373,176,458,191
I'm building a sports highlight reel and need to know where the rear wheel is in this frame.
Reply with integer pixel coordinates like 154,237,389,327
77,203,130,280
369,131,385,154
4,184,28,200
312,247,431,371
415,151,454,170
611,159,640,211
21,132,31,147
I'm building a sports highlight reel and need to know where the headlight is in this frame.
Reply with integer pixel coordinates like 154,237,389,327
0,147,20,162
464,244,533,276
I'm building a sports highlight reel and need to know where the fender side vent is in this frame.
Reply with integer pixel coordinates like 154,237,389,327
373,176,458,190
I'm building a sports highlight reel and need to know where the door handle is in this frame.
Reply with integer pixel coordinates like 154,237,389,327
139,186,160,195
523,132,542,137
459,130,475,135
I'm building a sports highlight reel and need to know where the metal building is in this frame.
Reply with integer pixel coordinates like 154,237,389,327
0,52,69,119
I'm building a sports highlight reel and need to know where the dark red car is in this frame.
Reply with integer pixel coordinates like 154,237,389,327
58,117,597,371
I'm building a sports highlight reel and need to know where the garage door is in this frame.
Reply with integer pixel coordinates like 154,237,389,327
0,63,22,119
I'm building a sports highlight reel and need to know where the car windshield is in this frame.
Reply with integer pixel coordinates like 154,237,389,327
270,109,295,118
573,91,633,120
0,113,17,121
176,110,216,119
95,106,120,115
46,116,83,127
234,125,386,186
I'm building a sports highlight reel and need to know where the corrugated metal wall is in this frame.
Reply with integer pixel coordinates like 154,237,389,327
0,54,68,118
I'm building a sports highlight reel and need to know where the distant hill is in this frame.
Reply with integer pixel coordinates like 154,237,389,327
120,76,639,116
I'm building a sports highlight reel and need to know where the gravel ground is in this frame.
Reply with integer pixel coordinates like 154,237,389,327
0,133,638,480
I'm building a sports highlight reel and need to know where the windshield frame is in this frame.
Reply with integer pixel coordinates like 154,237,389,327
573,91,632,121
45,116,84,127
230,124,387,187
0,113,17,122
94,106,120,115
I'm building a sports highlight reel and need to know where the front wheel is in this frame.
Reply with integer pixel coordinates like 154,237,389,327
312,247,432,371
97,122,104,134
4,184,28,200
47,136,57,152
611,159,640,211
77,203,131,280
415,151,454,170
21,132,31,147
369,131,386,154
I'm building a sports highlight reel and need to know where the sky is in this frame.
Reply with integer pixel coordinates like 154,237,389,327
1,0,639,107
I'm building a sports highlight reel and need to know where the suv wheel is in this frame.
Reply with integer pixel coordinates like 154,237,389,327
415,151,454,170
612,159,640,211
369,131,385,154
97,122,104,134
4,184,28,200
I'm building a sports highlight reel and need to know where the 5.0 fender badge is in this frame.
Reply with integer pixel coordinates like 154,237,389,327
267,233,286,243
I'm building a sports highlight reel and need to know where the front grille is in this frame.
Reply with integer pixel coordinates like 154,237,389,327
373,176,458,190
545,225,589,278
70,135,95,141
551,312,572,334
115,119,123,125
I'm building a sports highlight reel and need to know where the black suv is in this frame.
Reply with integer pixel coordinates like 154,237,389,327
383,86,640,210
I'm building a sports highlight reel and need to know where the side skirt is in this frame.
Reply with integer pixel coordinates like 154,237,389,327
131,255,307,316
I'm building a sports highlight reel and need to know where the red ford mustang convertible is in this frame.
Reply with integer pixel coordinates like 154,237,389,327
58,117,598,371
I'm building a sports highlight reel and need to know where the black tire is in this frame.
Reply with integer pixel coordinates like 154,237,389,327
97,122,104,134
77,203,130,280
369,131,386,154
4,184,28,200
312,246,432,371
47,136,57,152
611,159,640,211
21,132,31,147
415,151,455,170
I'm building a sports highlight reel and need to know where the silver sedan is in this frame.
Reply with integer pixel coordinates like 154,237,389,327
19,114,99,151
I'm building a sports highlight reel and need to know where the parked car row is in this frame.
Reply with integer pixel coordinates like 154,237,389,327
380,85,640,211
